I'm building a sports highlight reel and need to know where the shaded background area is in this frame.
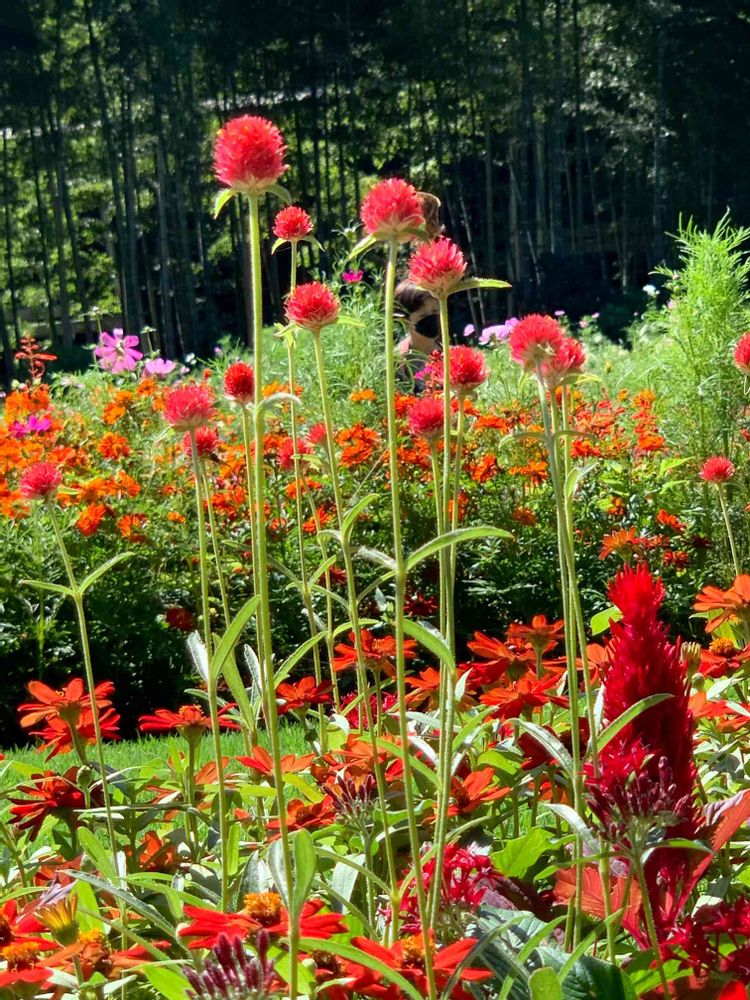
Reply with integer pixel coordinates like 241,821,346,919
0,0,749,371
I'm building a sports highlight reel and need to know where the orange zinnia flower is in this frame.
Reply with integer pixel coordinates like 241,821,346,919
694,575,750,633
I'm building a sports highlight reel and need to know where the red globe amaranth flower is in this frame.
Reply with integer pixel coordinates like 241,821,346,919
213,115,287,194
428,346,489,393
163,384,215,432
407,395,445,441
699,456,735,483
285,282,340,333
19,462,62,501
183,426,220,460
360,178,424,241
273,205,312,242
223,362,255,404
541,336,586,387
508,314,565,370
408,238,467,296
734,332,750,374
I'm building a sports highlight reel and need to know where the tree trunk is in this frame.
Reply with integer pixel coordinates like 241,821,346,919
2,131,21,346
28,119,57,341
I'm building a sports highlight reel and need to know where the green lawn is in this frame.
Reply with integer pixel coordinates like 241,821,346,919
0,725,307,791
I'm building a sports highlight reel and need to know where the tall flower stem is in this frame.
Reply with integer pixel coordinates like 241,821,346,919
533,369,584,947
189,432,230,911
47,508,119,873
383,237,436,999
429,296,457,923
286,334,328,750
310,331,399,908
247,193,298,999
633,855,672,998
717,484,741,577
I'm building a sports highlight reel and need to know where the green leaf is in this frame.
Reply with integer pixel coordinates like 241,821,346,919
565,462,598,502
406,526,512,572
342,492,380,540
79,552,135,594
143,965,192,1000
590,605,622,636
277,631,328,688
530,968,562,1000
213,187,235,218
266,183,292,203
77,827,118,882
449,276,512,295
543,805,600,855
595,694,673,755
515,719,574,779
210,596,260,684
347,233,377,260
560,955,637,1000
402,618,454,670
20,578,75,598
291,829,317,919
492,828,553,879
68,870,178,941
271,237,285,254
222,657,256,731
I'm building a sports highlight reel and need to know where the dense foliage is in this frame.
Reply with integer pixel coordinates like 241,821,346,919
1,1,750,375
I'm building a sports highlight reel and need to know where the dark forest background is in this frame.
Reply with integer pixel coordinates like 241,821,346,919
0,0,749,379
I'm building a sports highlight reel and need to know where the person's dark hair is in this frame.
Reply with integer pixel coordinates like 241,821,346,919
395,279,432,314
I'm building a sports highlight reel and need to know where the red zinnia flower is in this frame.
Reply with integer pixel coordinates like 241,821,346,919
285,282,340,333
360,178,424,241
694,574,750,633
213,115,287,194
18,679,119,759
508,314,565,370
407,395,445,441
138,704,239,742
19,462,62,501
479,674,567,719
238,746,315,778
273,205,313,242
179,896,345,950
10,768,94,837
350,932,491,1000
333,629,417,677
408,238,467,296
699,456,735,483
446,767,508,816
163,384,215,432
734,332,750,375
276,677,332,715
223,362,255,404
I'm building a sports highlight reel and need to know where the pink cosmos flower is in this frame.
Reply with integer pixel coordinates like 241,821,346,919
143,357,176,378
94,329,143,373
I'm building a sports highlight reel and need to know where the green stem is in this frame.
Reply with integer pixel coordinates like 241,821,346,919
633,856,671,998
248,193,298,999
286,335,328,751
383,238,436,999
48,509,119,873
190,431,230,911
717,484,741,577
311,329,400,910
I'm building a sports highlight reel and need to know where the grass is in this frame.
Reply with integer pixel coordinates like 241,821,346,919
0,725,307,792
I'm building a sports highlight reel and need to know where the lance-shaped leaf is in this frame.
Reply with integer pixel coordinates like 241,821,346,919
20,578,75,599
448,276,512,296
347,233,377,260
213,188,236,219
210,596,260,684
406,525,511,573
594,693,672,756
79,551,135,594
